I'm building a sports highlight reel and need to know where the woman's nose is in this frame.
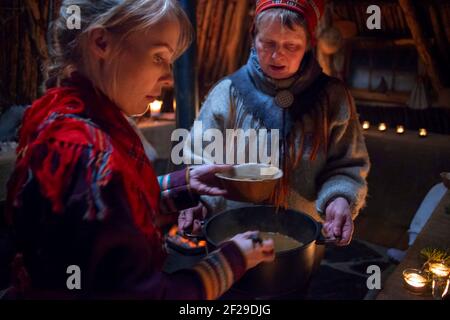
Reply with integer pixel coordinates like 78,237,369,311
160,65,174,87
271,47,283,60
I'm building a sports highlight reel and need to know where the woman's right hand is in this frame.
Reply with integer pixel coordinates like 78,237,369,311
229,231,275,270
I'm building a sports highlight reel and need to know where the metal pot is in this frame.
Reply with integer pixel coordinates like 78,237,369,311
204,205,329,298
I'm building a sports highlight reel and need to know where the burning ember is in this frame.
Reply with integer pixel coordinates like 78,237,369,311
166,225,207,255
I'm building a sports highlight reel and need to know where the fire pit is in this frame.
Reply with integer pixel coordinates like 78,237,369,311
165,225,207,255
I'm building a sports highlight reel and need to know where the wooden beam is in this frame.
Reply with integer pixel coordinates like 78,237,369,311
398,0,443,92
428,2,450,84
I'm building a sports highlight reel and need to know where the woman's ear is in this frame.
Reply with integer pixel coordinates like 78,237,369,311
87,28,111,59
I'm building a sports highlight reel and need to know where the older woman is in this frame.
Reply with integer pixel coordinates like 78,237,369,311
183,0,370,246
5,0,274,300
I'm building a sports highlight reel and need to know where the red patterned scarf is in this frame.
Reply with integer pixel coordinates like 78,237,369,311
7,73,164,258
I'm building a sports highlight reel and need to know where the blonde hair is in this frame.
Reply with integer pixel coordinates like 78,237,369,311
47,0,193,91
253,8,311,50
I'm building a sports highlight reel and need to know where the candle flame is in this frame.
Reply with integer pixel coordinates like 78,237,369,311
429,263,450,278
378,123,387,132
150,100,163,114
419,128,427,137
404,273,427,288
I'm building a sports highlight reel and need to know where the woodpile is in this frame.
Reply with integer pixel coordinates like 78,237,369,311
0,0,60,111
196,0,255,99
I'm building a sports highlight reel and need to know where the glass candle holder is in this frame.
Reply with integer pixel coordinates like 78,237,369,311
403,268,428,295
362,121,370,130
428,262,450,299
396,125,405,134
432,276,449,300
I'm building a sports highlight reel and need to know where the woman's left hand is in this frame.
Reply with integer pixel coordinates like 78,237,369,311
189,165,232,196
324,197,354,246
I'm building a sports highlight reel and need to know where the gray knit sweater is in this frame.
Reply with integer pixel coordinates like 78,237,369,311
184,57,370,221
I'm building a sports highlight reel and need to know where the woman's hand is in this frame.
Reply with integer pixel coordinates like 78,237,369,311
178,202,208,234
189,165,232,196
229,231,275,270
324,197,354,246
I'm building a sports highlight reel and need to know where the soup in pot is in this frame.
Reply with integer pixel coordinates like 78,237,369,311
259,232,303,252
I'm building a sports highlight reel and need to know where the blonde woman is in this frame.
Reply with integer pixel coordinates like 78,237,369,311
5,0,274,299
183,0,370,247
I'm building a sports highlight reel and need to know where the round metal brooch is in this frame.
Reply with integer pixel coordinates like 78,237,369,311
275,90,294,108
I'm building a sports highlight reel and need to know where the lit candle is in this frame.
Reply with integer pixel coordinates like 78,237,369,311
429,262,450,278
362,121,370,130
378,123,387,132
429,262,450,299
396,125,405,134
419,128,427,137
403,269,428,294
432,277,449,300
173,99,177,112
150,100,163,117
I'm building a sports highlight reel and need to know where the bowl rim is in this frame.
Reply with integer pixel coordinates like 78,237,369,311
215,163,283,182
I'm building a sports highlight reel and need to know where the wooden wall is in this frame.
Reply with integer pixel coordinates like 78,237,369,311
0,0,254,112
1,0,449,112
0,0,61,111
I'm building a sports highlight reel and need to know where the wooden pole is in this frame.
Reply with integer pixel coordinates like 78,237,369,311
428,3,450,83
398,0,443,92
174,0,198,130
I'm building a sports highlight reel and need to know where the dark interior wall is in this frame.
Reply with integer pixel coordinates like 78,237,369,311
357,105,450,134
355,129,450,248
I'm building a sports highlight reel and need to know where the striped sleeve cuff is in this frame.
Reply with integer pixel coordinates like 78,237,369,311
158,168,189,191
158,168,199,214
192,241,246,300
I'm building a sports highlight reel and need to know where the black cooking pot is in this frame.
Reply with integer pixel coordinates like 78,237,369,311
204,205,329,297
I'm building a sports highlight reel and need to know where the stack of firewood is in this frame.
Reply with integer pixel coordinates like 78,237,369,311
0,0,61,112
196,0,255,99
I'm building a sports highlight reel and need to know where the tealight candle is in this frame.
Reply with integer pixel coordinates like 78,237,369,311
419,128,427,137
403,268,428,294
378,123,387,132
396,125,405,134
150,100,163,117
362,121,370,130
429,262,450,278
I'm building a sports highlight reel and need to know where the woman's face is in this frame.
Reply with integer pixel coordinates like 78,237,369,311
101,18,179,116
255,18,308,80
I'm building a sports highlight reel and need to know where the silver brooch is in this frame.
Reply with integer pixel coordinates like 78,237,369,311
275,90,294,108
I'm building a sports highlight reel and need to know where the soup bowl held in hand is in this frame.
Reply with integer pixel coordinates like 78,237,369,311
215,163,283,203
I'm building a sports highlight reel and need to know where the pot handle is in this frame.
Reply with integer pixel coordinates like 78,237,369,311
315,222,339,246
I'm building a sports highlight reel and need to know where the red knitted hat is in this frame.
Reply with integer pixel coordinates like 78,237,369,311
255,0,325,45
